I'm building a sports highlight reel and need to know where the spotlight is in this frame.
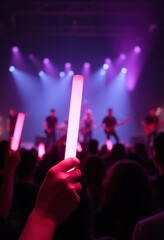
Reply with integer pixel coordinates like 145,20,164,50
103,63,109,70
68,70,74,76
134,46,141,53
65,62,71,69
83,62,90,68
12,46,19,53
120,53,126,60
38,71,44,77
105,58,111,64
43,58,50,64
65,62,72,74
9,66,15,72
59,71,65,78
121,67,127,74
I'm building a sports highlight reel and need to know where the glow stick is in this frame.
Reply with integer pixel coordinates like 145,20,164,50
106,139,113,151
38,142,45,160
77,141,82,152
10,112,25,151
64,75,84,159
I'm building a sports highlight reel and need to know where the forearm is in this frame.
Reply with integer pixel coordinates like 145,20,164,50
0,171,15,218
19,210,56,240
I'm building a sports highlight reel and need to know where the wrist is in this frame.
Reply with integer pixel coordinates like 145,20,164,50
30,209,57,228
19,210,56,240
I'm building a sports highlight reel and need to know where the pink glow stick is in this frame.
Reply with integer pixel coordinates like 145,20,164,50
106,139,113,151
77,141,82,152
10,112,25,151
38,142,46,160
64,75,84,159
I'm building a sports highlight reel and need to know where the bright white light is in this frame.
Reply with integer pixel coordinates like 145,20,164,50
68,70,74,76
9,66,15,72
43,58,50,64
59,71,65,77
12,46,19,53
84,62,90,68
38,71,44,77
121,67,127,74
103,63,109,70
64,75,84,159
134,46,141,53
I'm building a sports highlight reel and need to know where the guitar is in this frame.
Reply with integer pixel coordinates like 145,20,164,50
104,117,131,135
80,127,92,135
143,123,156,136
45,128,55,135
80,124,99,135
143,121,164,136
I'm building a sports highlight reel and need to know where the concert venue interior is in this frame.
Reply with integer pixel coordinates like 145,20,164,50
0,0,164,147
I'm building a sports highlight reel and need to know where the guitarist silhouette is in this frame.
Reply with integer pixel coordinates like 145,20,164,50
44,109,58,149
101,108,119,143
141,107,159,148
101,108,130,144
81,109,95,145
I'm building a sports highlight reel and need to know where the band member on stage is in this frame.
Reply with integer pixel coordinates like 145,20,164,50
101,108,119,143
44,109,58,149
81,109,95,146
6,108,17,141
141,107,159,149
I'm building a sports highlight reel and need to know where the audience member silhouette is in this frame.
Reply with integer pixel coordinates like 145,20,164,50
0,140,10,186
78,139,100,168
86,139,100,156
11,148,39,219
94,159,159,240
104,143,126,167
152,132,164,210
131,132,164,240
0,151,20,220
81,154,106,211
34,144,62,186
99,144,109,159
1,131,164,240
133,142,157,177
0,150,23,240
132,210,164,240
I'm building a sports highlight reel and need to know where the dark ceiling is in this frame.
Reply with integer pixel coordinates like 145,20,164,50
0,0,163,38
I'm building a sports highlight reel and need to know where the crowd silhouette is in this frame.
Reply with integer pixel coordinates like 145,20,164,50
0,130,164,240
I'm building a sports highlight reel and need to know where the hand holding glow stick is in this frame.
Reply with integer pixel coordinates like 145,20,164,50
64,75,84,159
10,112,25,151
